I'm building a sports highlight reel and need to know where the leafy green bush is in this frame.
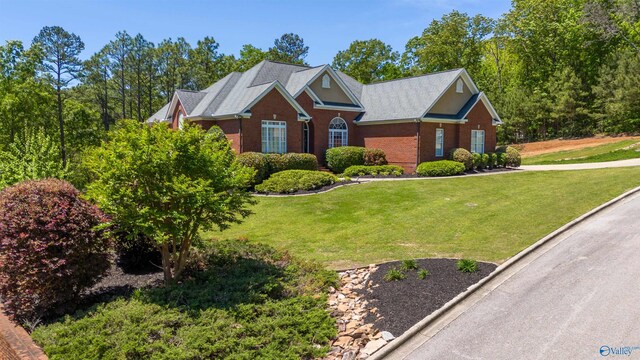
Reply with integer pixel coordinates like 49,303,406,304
416,160,465,177
497,152,507,167
281,153,318,171
255,170,338,194
84,120,254,283
0,131,66,190
326,146,365,173
383,267,406,282
417,268,430,280
32,240,338,359
237,152,268,185
342,165,404,177
0,179,111,324
401,259,418,271
481,153,490,169
449,148,473,170
472,152,482,169
487,153,497,169
265,153,287,174
456,259,478,273
496,146,522,168
363,148,388,166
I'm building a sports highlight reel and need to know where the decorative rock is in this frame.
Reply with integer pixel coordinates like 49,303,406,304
362,338,387,355
380,331,395,341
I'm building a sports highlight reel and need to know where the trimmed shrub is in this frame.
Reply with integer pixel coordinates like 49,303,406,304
0,179,111,323
255,170,338,194
326,146,365,173
281,153,318,171
481,153,490,169
265,153,287,174
496,146,522,168
449,148,473,171
497,152,506,167
416,160,465,177
237,152,268,185
342,165,404,177
487,153,497,169
472,152,482,169
363,148,388,166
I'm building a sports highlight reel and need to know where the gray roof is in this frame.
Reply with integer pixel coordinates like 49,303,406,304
357,69,463,123
145,61,491,125
147,102,170,123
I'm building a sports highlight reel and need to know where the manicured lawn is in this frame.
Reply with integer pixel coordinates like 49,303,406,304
522,140,640,165
207,168,640,269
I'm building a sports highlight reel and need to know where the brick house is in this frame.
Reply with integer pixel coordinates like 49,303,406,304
148,60,502,172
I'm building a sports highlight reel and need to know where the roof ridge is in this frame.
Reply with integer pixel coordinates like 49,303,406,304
365,68,463,86
176,89,206,94
263,59,312,68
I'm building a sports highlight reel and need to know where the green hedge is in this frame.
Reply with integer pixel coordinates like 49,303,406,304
342,165,404,177
255,170,339,194
325,146,366,173
281,153,318,171
237,152,269,185
239,153,320,185
496,146,521,168
472,152,483,169
449,148,473,170
416,160,466,177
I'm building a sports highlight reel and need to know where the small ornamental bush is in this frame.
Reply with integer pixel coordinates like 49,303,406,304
449,148,473,170
481,153,490,169
326,146,366,173
0,179,111,323
383,267,406,282
472,152,482,170
281,153,319,171
342,165,404,177
496,146,521,168
416,160,465,177
363,148,388,166
456,259,479,273
497,152,507,167
487,153,497,169
237,152,269,185
401,259,418,271
255,170,338,194
417,268,430,280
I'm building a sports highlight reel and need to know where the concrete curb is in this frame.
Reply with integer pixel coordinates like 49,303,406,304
370,185,640,360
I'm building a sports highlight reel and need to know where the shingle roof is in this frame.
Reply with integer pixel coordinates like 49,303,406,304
357,69,463,123
147,102,170,123
145,61,493,126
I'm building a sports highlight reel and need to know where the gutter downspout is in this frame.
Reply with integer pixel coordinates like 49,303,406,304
415,119,421,171
235,115,243,152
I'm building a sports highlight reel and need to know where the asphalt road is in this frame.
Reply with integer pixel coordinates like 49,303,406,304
402,191,640,360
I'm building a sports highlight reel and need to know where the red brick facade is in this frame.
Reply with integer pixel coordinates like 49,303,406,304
175,91,498,173
0,306,47,360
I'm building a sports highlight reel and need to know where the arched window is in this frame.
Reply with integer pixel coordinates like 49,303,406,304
322,74,331,89
328,117,347,148
178,112,185,130
456,78,464,93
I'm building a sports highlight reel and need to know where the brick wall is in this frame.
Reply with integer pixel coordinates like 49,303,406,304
457,101,497,152
419,122,459,163
355,122,419,172
296,92,361,164
0,306,47,360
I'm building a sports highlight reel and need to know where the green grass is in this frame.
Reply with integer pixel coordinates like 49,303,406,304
522,140,640,165
207,168,640,269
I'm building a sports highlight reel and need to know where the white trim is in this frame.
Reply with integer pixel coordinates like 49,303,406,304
322,74,331,88
422,118,468,124
328,117,348,148
261,120,287,154
465,92,502,124
303,87,322,103
355,118,419,126
240,81,311,121
435,128,444,157
471,129,485,154
421,69,480,118
293,65,364,109
456,79,464,93
314,103,364,112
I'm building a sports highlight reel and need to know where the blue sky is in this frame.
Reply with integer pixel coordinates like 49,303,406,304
0,0,511,65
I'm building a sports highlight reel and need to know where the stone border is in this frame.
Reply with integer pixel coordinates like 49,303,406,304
0,306,47,360
370,185,640,359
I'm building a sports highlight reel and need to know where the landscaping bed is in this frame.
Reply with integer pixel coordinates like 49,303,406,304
357,259,497,337
254,179,355,196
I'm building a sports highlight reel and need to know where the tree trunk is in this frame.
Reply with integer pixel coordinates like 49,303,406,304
160,242,173,283
56,84,66,167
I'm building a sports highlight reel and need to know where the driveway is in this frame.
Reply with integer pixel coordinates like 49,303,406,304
386,191,640,360
520,157,640,171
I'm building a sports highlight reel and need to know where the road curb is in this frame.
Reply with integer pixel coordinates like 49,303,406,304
370,185,640,360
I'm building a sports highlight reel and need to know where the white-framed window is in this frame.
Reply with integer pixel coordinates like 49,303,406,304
261,120,287,154
456,78,464,93
435,128,444,157
178,112,185,130
471,130,485,154
322,74,331,89
328,117,347,148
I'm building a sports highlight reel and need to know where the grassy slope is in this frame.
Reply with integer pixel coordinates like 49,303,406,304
522,140,640,165
206,168,640,269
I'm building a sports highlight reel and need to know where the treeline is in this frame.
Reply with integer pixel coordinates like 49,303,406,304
1,0,639,170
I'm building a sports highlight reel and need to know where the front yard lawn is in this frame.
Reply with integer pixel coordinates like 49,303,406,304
208,168,640,269
522,140,640,165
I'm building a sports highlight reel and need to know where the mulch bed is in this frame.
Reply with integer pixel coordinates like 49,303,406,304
252,180,357,196
356,258,497,337
349,167,516,180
